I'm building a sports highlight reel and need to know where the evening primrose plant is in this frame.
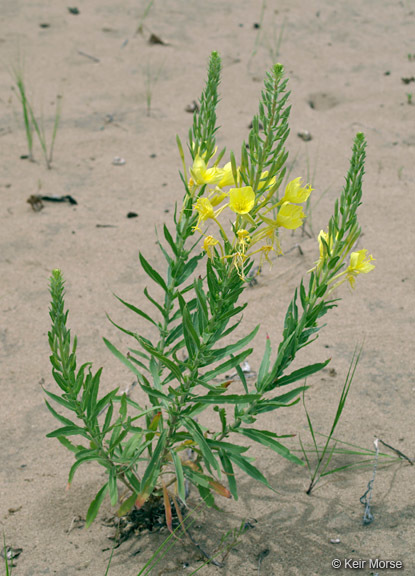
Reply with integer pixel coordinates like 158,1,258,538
46,52,374,531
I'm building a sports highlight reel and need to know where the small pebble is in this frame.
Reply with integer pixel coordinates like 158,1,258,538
330,538,341,544
241,361,251,373
112,157,126,166
298,130,312,141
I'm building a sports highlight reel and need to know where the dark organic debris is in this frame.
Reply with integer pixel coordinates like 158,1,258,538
108,496,187,547
78,50,100,63
148,33,167,45
248,120,263,130
68,7,80,15
401,76,415,85
27,195,44,211
96,224,117,228
185,100,199,113
47,194,77,205
127,212,138,218
1,545,23,565
39,23,50,28
27,194,78,210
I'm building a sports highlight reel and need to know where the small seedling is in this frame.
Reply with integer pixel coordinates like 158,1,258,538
406,92,413,105
144,60,164,116
12,67,62,168
299,347,400,494
136,0,156,35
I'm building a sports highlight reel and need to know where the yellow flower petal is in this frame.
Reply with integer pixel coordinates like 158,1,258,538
190,155,225,186
208,188,228,207
203,235,219,259
217,162,237,188
346,250,375,288
282,177,312,204
229,186,255,214
276,202,305,229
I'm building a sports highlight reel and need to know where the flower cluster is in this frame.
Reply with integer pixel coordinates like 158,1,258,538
314,229,375,290
189,153,312,278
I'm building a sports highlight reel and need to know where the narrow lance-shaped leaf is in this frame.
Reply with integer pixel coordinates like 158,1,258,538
86,483,109,528
139,252,168,292
237,428,304,465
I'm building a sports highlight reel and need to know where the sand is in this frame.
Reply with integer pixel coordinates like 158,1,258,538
1,1,414,574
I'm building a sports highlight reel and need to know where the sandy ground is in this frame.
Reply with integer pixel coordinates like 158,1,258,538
1,1,415,575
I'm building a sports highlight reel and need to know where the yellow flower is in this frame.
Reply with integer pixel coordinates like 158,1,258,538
281,177,312,204
258,245,274,267
346,250,375,288
229,186,255,214
217,162,237,188
313,229,333,271
190,155,225,187
193,197,226,232
203,235,219,260
275,202,305,229
208,188,228,207
257,170,276,192
236,229,250,252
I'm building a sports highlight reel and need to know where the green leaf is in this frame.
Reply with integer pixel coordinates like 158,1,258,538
182,466,210,488
200,349,253,382
68,452,110,485
44,400,76,427
206,439,249,455
197,484,215,508
178,294,200,356
102,401,114,434
86,483,109,528
271,360,330,389
254,386,307,413
103,338,144,381
47,425,90,439
144,287,166,317
108,469,118,507
228,453,274,491
219,451,238,500
95,389,119,417
139,253,167,292
117,491,138,517
176,254,202,286
257,336,272,391
141,429,167,491
206,325,259,365
190,393,260,404
163,224,178,256
183,418,220,474
138,338,183,382
170,449,186,501
237,428,303,465
114,294,158,327
57,436,82,454
43,387,74,411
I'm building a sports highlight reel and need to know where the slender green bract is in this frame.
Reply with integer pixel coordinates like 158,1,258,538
46,51,374,527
